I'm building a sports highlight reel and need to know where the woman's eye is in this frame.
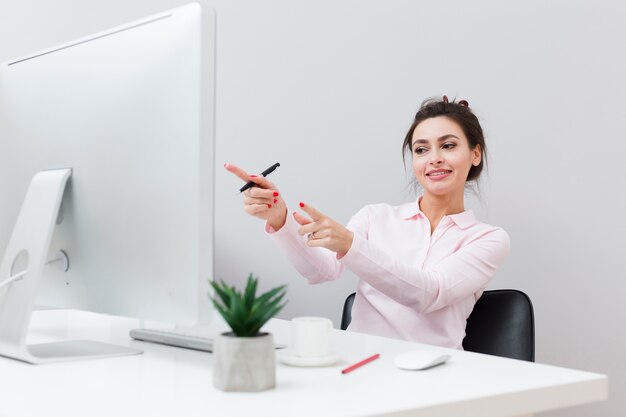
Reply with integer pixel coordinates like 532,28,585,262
414,147,428,155
442,143,456,150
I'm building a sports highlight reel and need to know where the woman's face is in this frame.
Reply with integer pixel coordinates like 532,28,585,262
411,116,481,198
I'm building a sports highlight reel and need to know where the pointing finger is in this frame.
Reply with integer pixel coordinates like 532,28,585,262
298,202,324,221
293,211,312,226
247,174,275,190
224,163,251,183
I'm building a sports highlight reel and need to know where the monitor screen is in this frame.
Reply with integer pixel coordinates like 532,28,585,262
0,3,214,327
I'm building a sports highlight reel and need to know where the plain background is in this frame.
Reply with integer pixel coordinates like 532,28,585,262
0,0,624,415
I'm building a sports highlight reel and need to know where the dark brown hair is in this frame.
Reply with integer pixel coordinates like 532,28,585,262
402,96,487,182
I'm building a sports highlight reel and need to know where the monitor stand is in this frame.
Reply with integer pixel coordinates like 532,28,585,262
0,169,143,364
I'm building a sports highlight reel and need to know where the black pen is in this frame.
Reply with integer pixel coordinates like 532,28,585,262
239,162,280,193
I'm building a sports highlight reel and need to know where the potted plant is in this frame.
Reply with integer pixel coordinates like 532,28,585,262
209,273,287,392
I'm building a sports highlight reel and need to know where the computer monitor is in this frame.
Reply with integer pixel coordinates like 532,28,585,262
0,2,215,363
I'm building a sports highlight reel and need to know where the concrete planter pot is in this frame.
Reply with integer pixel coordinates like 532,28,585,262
213,332,276,392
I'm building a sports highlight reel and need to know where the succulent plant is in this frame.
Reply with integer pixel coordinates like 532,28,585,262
209,274,287,337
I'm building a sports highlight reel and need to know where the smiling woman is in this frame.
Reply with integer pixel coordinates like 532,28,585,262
225,95,510,350
402,96,486,233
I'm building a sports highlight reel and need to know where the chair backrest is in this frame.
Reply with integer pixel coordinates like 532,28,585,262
340,289,535,362
463,289,535,361
340,292,356,331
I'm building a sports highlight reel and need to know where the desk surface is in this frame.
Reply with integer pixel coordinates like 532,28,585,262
0,310,607,417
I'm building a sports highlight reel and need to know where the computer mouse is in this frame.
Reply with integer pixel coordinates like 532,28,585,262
394,350,451,371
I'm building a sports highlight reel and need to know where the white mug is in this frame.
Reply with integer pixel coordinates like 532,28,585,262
290,316,333,358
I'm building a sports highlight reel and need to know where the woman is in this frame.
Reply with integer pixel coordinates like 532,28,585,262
225,96,510,349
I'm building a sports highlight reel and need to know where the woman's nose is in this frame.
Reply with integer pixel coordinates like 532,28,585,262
429,150,443,165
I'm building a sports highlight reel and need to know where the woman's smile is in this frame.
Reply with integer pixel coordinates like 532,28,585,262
425,169,453,181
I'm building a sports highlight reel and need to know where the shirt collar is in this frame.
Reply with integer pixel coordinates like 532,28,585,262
399,198,423,220
447,209,477,229
399,196,477,229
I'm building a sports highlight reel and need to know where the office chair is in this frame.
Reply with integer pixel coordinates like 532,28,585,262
340,293,356,332
340,289,535,362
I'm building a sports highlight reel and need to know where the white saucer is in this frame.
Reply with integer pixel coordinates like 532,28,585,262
277,351,341,367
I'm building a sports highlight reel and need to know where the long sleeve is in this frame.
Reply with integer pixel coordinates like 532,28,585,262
265,211,346,284
339,207,510,314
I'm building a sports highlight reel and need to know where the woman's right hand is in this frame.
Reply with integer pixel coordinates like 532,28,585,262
224,163,287,231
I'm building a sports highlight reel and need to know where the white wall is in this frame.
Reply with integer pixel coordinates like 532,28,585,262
1,1,624,415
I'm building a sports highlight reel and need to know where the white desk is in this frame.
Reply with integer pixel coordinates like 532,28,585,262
0,310,607,417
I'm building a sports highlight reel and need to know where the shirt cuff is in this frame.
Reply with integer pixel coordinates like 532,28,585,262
265,210,299,236
337,231,365,266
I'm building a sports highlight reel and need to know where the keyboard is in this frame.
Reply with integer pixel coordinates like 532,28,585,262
129,328,287,352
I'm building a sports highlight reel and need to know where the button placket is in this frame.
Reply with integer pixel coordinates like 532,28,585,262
430,218,453,249
416,218,433,267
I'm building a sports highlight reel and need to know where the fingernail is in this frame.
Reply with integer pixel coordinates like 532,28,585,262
299,202,305,208
273,199,278,203
273,192,279,197
267,204,272,208
293,212,297,217
223,163,227,168
250,175,258,178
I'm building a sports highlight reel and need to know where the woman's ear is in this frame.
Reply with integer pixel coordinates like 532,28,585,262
472,145,482,166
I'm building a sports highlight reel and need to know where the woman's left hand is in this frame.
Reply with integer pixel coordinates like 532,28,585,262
294,202,354,257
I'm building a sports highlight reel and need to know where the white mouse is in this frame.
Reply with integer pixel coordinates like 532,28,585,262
394,350,451,371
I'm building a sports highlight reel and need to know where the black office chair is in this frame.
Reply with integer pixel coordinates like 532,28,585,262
340,289,535,362
340,293,356,331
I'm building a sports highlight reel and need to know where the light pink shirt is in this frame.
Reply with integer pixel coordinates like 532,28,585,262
266,197,510,349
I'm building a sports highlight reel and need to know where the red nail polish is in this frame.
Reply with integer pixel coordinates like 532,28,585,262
267,204,272,208
250,175,258,178
299,202,305,208
273,199,278,203
273,192,279,197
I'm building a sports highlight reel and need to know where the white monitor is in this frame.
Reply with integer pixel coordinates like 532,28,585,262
0,3,215,363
